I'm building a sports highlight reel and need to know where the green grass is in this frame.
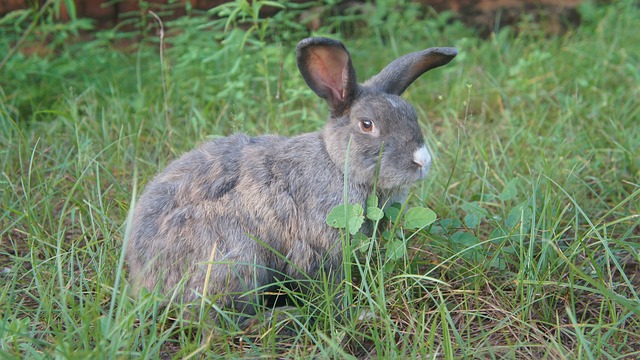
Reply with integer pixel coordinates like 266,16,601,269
1,0,639,358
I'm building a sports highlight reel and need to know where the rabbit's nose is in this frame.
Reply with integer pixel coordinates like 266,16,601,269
413,145,431,168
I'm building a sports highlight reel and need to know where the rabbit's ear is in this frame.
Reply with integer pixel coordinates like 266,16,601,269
366,47,457,95
296,37,358,115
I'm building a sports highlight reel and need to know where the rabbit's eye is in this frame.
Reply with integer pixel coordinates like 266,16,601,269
359,119,374,133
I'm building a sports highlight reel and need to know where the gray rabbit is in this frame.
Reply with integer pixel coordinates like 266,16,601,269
126,37,457,320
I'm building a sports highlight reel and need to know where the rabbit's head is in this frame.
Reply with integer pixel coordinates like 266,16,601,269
296,37,456,191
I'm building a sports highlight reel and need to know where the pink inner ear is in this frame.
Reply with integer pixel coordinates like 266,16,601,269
308,47,349,101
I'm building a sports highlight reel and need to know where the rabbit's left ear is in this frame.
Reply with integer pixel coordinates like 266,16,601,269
296,37,358,115
365,47,457,95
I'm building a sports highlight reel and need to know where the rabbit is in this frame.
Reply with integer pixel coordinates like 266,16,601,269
126,37,457,323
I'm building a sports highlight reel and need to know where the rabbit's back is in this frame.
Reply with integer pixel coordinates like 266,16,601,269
126,133,361,304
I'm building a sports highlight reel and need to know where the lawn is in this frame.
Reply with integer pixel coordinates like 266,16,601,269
1,0,639,358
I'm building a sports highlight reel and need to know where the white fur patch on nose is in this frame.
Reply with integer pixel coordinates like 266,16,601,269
413,145,431,168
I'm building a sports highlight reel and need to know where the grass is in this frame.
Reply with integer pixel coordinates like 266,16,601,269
1,0,639,358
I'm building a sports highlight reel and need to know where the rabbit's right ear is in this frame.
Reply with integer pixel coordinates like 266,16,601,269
296,37,358,115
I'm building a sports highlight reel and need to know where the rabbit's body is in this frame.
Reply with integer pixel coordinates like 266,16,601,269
126,37,457,318
129,133,368,307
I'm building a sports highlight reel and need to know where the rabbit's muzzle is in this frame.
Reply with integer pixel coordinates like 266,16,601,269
413,144,432,179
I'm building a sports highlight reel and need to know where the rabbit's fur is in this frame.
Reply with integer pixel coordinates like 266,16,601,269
126,37,456,319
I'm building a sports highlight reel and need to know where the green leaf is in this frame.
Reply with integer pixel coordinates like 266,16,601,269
489,227,509,243
461,201,488,217
326,203,365,235
461,201,487,229
384,203,402,223
489,256,508,270
439,218,463,231
403,206,437,229
506,201,533,230
451,231,478,246
499,178,519,201
352,232,372,253
386,238,405,261
464,212,481,228
326,203,348,228
366,194,379,209
347,205,365,235
366,206,384,221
